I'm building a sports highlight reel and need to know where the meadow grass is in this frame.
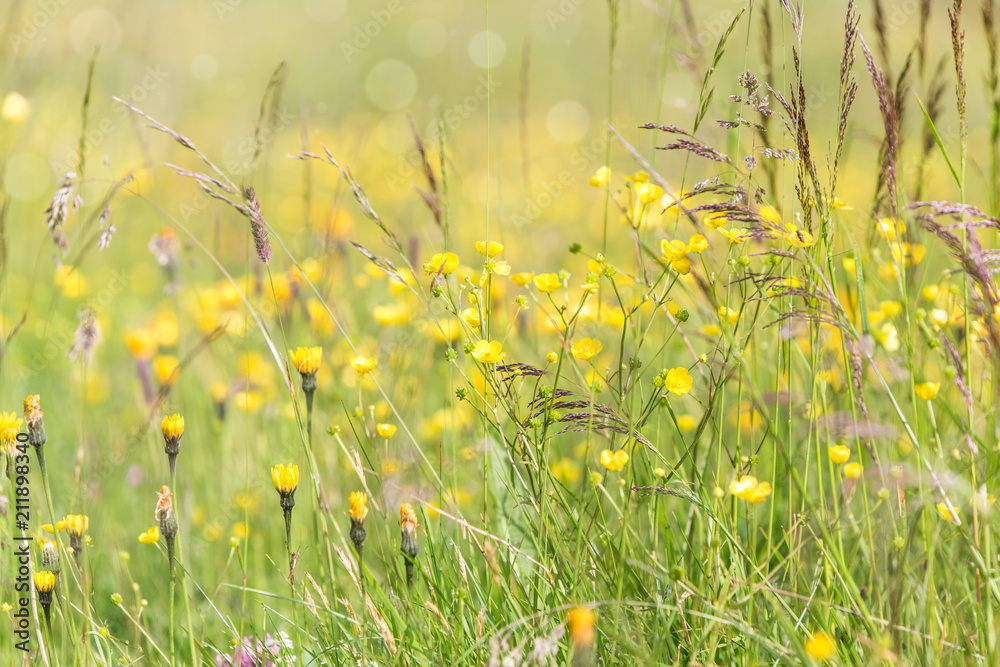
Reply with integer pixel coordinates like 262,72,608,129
3,0,1000,664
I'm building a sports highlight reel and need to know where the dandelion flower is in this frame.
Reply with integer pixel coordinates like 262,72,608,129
400,503,419,586
0,412,23,456
350,356,377,375
289,346,322,377
349,491,368,557
271,464,299,503
571,338,602,361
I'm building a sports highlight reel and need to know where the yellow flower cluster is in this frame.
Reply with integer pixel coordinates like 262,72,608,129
728,475,771,503
660,235,707,275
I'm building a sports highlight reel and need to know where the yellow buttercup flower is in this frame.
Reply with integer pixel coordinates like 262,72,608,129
376,423,397,438
588,166,609,187
805,630,835,660
475,241,504,258
843,462,862,480
660,235,707,274
729,475,772,503
533,273,561,293
289,346,322,376
828,445,850,465
783,224,814,248
915,382,940,401
350,356,377,374
461,308,482,329
271,464,299,497
510,272,534,286
600,449,629,472
546,351,558,364
936,502,961,523
138,526,160,545
570,338,602,361
424,252,459,275
471,340,505,364
663,367,693,395
719,227,749,244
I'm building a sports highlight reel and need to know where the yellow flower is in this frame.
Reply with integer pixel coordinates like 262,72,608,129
424,252,459,275
783,224,815,248
350,356,377,375
729,475,771,503
33,571,55,594
843,256,856,274
65,514,88,538
153,355,180,385
271,463,299,496
161,414,184,442
873,322,899,352
138,526,160,545
915,382,940,401
211,382,229,404
510,272,533,286
843,462,862,480
234,390,261,412
400,503,418,531
676,414,696,431
0,412,23,455
376,423,397,438
660,235,707,274
589,166,609,187
719,227,749,244
891,242,925,267
373,303,412,326
289,346,322,376
349,492,369,522
828,445,850,465
570,338,602,361
475,241,504,258
922,284,941,301
533,273,561,293
876,217,904,241
546,351,558,364
126,329,158,360
663,367,693,395
704,215,727,229
461,308,482,329
759,204,781,224
600,449,629,472
936,502,961,523
471,340,505,364
805,630,835,660
567,606,596,648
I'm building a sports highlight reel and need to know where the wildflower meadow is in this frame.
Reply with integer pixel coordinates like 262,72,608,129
3,0,1000,664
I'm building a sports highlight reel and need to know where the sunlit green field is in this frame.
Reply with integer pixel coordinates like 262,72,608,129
2,0,1000,664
